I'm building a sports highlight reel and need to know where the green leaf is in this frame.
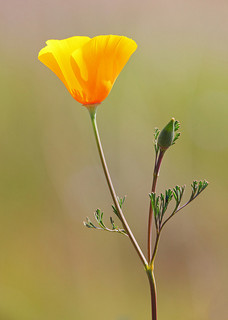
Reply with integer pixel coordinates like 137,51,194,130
153,127,161,155
173,185,185,207
157,180,208,231
94,209,107,229
190,180,208,201
174,120,180,131
150,189,174,229
83,217,97,229
172,120,181,145
83,207,128,236
112,195,126,219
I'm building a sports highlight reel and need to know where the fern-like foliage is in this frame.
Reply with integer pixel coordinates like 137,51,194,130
150,189,173,231
111,196,126,219
83,196,128,236
189,180,208,201
153,128,161,156
172,120,181,145
149,180,208,232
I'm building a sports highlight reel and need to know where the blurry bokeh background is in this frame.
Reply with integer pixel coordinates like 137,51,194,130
0,0,227,319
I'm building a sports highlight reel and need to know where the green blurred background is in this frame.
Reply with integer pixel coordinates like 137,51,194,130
0,0,227,319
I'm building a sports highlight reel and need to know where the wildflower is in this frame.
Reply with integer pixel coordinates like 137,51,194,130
38,35,137,105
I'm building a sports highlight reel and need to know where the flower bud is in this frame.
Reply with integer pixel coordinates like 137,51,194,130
158,118,175,150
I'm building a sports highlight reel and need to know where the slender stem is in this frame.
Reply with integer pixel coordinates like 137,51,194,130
150,232,161,268
147,151,164,262
146,267,157,320
147,150,165,320
88,107,148,268
150,195,188,270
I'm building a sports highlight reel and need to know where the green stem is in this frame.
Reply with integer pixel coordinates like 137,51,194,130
88,106,148,268
150,232,161,268
146,266,157,320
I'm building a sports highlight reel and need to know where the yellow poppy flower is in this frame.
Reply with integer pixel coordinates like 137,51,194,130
38,35,137,105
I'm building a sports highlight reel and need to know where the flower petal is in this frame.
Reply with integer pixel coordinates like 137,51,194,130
38,36,91,96
70,35,137,104
38,45,68,89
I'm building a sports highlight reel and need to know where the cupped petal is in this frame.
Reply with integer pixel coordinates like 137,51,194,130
70,35,137,104
38,45,69,90
38,36,91,97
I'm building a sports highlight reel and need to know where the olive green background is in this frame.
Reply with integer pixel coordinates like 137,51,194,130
0,0,227,319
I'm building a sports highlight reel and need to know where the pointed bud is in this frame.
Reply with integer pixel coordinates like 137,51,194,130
158,118,175,150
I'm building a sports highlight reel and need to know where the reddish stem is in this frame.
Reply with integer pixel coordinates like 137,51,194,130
147,150,164,263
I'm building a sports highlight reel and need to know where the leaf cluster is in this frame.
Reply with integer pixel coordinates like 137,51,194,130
83,196,127,236
111,196,126,219
190,180,208,201
150,180,208,232
150,189,173,230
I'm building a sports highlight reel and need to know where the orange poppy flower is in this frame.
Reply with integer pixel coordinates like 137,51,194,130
38,35,137,105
